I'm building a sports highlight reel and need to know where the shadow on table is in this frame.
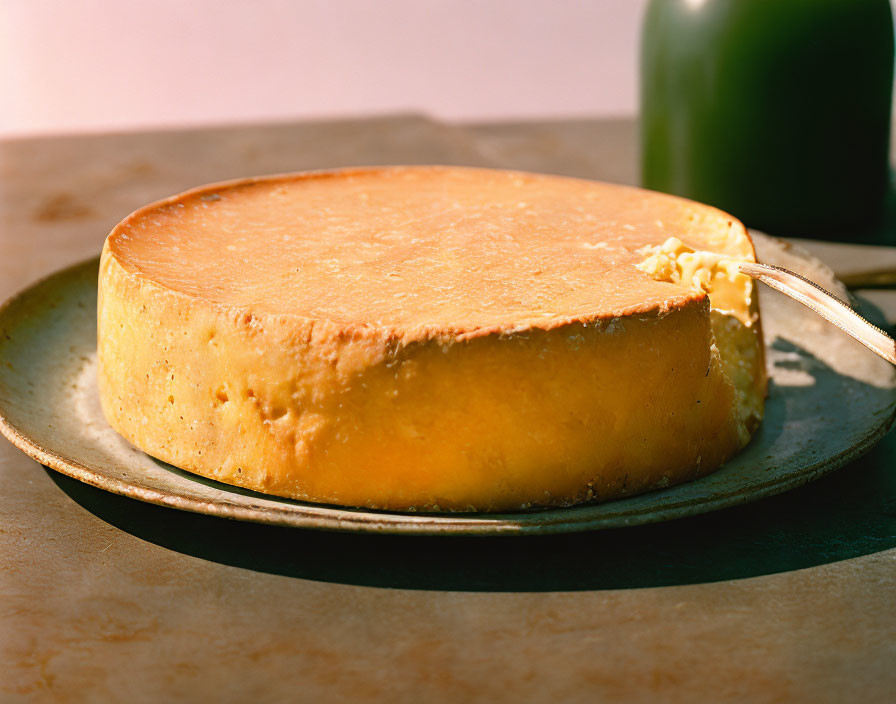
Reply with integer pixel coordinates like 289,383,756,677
47,429,896,592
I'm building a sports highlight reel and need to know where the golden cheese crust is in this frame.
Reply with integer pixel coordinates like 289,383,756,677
98,166,765,511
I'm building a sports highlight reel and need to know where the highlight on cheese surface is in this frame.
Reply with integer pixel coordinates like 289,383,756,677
97,166,766,512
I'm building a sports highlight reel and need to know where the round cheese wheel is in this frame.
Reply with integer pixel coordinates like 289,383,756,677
98,166,765,511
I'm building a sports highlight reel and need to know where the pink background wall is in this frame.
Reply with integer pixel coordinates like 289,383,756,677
1,0,647,137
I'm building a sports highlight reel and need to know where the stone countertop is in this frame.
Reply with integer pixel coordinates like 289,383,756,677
1,114,895,703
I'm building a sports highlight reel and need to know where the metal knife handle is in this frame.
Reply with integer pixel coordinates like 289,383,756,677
739,261,896,366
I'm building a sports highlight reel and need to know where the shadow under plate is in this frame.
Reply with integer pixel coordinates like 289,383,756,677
47,419,896,592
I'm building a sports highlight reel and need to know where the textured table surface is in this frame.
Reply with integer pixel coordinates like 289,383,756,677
2,114,895,703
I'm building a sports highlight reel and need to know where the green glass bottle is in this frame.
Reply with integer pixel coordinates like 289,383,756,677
641,0,894,239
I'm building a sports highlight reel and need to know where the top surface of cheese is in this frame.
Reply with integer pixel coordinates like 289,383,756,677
108,166,755,337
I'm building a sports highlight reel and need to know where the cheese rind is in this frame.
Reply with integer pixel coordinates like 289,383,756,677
98,166,765,511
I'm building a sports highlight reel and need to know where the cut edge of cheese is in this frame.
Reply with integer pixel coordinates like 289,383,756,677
636,235,765,442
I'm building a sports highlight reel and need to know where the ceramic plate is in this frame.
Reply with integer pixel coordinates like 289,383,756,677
0,234,893,535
